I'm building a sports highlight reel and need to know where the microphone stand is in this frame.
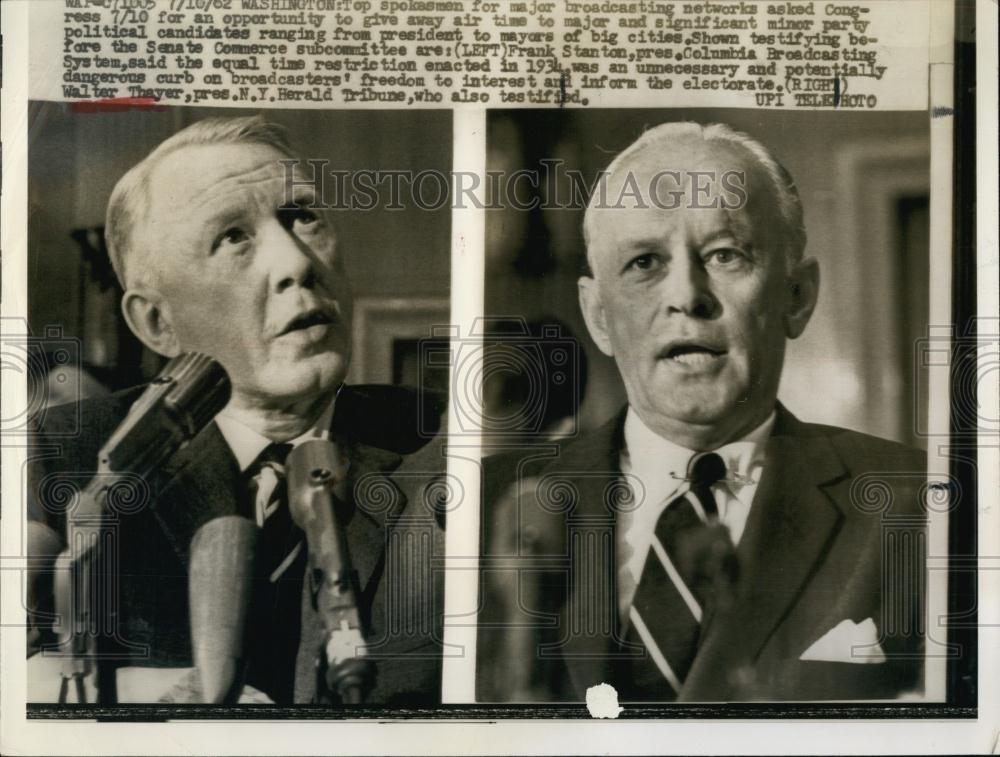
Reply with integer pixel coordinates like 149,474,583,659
317,621,371,705
287,440,375,705
55,473,141,705
307,468,373,705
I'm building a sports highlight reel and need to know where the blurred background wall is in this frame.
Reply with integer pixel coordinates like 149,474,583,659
485,109,931,449
27,103,452,399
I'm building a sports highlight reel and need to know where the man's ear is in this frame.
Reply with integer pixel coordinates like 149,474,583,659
783,257,819,339
121,288,181,357
578,275,614,357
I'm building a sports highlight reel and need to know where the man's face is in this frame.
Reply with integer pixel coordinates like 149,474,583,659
138,142,352,406
580,140,814,448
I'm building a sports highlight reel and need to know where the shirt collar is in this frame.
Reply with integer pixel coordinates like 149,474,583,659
215,394,338,473
715,412,775,488
623,407,775,486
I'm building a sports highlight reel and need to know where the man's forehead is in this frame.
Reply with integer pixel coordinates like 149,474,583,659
147,141,302,210
586,138,778,252
608,137,750,193
589,202,750,251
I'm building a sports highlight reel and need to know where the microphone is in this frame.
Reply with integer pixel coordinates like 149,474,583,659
486,476,559,702
62,353,232,524
98,352,232,482
286,439,372,704
188,516,258,703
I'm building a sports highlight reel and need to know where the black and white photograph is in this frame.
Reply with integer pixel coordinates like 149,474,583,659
23,105,454,707
1,0,995,753
476,109,945,704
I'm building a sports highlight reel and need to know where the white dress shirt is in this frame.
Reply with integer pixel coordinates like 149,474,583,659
617,408,775,619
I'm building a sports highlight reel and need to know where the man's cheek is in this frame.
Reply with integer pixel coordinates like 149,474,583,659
610,321,641,360
618,297,652,332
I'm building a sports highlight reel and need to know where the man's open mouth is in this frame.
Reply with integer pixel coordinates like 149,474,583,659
279,309,335,336
661,342,726,366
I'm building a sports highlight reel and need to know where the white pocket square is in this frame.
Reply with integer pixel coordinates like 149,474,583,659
799,618,887,664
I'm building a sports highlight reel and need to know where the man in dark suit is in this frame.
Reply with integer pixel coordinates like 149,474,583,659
27,117,446,705
478,122,926,703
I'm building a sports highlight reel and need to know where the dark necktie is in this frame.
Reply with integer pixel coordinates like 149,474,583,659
620,452,737,700
245,442,307,703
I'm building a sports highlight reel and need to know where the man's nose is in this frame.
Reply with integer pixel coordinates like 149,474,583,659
661,249,717,318
260,220,316,292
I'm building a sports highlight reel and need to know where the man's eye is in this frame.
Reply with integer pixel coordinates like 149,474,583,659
280,204,322,230
704,248,747,267
211,227,249,252
294,207,319,225
625,253,660,273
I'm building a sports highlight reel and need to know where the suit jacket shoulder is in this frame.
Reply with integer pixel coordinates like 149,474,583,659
781,414,925,468
333,384,446,455
481,413,623,507
28,384,446,529
481,406,928,536
772,408,927,518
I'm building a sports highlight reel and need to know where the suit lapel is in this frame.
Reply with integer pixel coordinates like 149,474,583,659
680,406,848,700
339,436,404,596
549,412,626,700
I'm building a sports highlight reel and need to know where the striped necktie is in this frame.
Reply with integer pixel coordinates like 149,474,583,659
620,452,737,700
250,443,303,583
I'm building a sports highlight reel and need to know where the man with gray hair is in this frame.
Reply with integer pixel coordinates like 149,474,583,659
28,116,447,705
479,121,926,703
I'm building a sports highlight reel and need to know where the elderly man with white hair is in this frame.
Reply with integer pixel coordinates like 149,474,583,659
28,116,447,706
479,121,926,703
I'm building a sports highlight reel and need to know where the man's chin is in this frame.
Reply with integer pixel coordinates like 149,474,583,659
664,411,732,433
643,391,752,436
251,358,349,403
